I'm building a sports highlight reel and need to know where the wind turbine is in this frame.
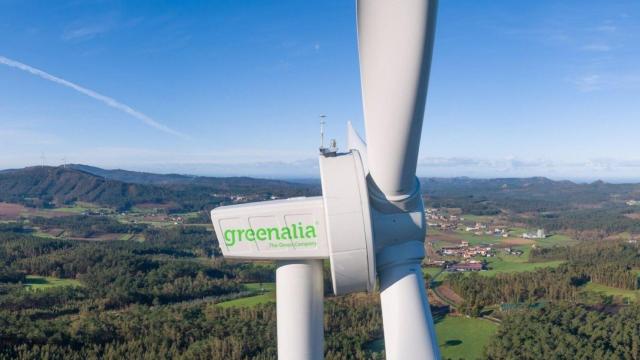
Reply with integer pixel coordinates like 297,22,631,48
210,0,439,359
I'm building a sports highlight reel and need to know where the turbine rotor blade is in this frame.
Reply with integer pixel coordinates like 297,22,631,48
357,0,438,198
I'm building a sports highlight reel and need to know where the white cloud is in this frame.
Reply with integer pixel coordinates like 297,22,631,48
581,43,611,52
62,24,110,41
571,73,640,92
595,24,617,33
573,74,602,92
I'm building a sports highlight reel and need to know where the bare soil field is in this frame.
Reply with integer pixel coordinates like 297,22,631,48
0,203,78,220
45,210,82,218
435,283,464,306
142,214,171,222
427,289,450,307
0,203,27,219
624,212,640,220
135,202,177,210
428,231,465,244
495,237,535,247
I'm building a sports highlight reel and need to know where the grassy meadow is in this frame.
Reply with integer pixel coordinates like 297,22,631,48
365,315,497,359
582,282,640,301
217,282,276,308
23,275,82,290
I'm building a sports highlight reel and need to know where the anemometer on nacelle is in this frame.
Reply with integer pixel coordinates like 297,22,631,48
211,0,440,359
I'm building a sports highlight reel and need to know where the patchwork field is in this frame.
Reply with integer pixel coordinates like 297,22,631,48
428,212,577,276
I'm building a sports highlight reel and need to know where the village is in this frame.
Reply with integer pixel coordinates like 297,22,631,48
424,207,545,272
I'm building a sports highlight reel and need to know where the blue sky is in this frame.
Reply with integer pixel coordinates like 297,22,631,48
1,0,639,180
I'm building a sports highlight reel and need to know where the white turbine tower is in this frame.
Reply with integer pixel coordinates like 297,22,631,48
210,1,439,359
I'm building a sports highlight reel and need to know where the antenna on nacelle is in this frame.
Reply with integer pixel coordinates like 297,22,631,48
211,1,439,358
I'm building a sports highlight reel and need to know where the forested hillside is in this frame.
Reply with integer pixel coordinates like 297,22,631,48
4,165,640,218
423,177,640,235
423,177,640,214
0,166,170,210
0,166,318,211
69,164,316,191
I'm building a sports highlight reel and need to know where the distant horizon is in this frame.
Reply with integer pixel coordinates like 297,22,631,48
4,162,640,184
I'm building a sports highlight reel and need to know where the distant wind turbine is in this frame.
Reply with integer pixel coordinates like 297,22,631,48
0,55,188,139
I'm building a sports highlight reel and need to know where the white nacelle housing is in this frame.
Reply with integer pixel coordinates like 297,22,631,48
319,150,375,295
211,197,329,259
210,150,376,295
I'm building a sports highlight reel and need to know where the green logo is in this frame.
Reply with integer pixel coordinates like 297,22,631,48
223,223,318,247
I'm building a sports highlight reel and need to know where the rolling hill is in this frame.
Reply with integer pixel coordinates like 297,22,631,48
68,164,318,192
0,166,319,211
0,166,172,210
2,165,639,220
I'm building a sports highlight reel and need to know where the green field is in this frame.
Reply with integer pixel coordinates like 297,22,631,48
535,234,578,247
460,214,495,223
482,249,563,277
507,227,527,236
430,225,571,278
32,230,59,239
23,275,82,290
437,316,497,359
582,282,640,300
53,202,106,214
54,206,90,213
365,315,497,359
423,267,444,278
484,258,564,277
217,282,276,308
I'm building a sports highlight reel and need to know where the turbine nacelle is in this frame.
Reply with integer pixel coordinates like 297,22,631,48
211,146,376,295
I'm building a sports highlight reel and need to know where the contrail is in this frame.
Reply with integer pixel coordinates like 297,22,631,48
0,55,188,139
